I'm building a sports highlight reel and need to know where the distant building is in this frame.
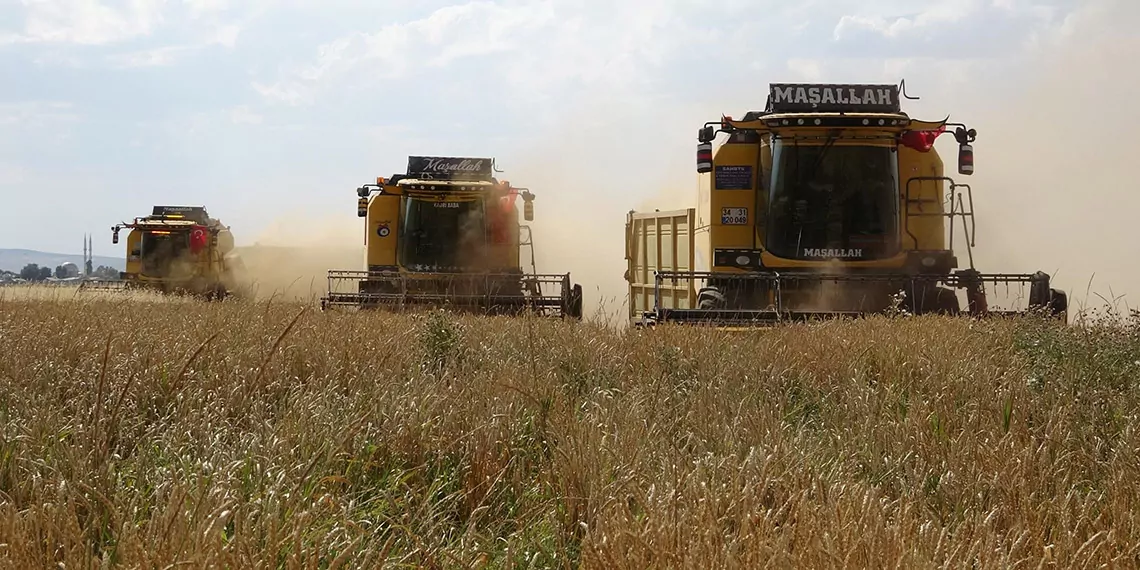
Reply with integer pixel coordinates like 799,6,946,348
59,262,79,278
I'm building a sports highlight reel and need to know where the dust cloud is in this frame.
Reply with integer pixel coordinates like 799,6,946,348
957,2,1140,315
231,211,363,302
500,101,702,325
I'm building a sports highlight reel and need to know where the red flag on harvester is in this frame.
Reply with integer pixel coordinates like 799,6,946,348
189,225,209,254
900,125,947,152
489,183,519,244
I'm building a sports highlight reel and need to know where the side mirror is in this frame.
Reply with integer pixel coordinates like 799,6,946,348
521,190,535,221
357,186,370,198
954,126,977,176
112,228,120,244
958,142,974,175
698,125,715,143
697,142,713,174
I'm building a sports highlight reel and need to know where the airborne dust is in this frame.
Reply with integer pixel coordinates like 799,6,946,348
232,1,1138,323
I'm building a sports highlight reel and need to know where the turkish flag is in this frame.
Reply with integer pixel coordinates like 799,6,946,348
500,186,518,212
487,185,519,244
900,125,946,152
189,225,209,254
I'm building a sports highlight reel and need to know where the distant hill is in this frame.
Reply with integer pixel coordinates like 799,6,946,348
0,249,124,273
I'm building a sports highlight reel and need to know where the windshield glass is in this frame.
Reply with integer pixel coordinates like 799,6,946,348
141,231,190,276
766,139,900,260
398,197,486,270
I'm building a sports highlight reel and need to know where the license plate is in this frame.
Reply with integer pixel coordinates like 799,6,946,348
721,207,748,225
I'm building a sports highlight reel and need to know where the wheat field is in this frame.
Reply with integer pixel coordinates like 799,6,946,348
0,288,1137,568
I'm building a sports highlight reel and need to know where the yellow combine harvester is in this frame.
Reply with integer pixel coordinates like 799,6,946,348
321,156,584,318
80,205,242,299
626,82,1068,327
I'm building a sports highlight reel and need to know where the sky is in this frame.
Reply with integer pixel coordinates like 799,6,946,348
1,0,1137,313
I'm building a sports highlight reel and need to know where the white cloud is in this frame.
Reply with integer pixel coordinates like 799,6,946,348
183,0,228,18
106,22,239,67
4,0,166,45
228,105,263,125
1,0,244,66
0,162,32,185
254,1,560,106
108,44,196,67
833,0,979,40
210,23,239,47
250,0,734,109
785,58,824,82
0,101,77,126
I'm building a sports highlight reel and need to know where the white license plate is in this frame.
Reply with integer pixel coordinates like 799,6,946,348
721,207,748,225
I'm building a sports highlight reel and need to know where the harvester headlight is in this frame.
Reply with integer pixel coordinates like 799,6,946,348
814,119,821,125
862,119,870,125
735,255,751,265
921,256,936,267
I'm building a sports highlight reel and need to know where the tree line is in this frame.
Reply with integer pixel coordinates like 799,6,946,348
10,263,120,281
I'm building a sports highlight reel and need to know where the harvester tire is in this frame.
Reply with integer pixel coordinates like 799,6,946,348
1049,288,1068,321
904,286,959,316
697,287,727,310
568,284,584,320
1028,271,1052,310
932,287,960,315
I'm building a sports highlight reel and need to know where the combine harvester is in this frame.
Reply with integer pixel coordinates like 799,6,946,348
321,156,584,318
80,205,243,299
626,82,1068,327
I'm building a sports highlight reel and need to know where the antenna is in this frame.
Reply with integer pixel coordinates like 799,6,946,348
899,79,920,101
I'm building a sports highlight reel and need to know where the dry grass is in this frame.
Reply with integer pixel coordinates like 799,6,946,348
0,289,1137,569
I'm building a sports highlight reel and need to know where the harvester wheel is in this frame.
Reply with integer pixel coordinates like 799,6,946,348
1049,288,1068,321
905,286,959,316
568,284,584,319
697,287,727,310
932,287,960,315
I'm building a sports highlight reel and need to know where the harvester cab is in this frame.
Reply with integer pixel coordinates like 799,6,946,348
80,205,239,299
626,81,1067,327
321,155,584,318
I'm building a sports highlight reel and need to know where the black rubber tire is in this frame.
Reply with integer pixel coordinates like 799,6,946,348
697,287,727,310
568,284,584,320
1049,288,1068,320
906,286,960,315
933,286,960,315
1028,271,1052,309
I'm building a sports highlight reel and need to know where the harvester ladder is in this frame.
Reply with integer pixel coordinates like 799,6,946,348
904,176,977,269
520,224,537,276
